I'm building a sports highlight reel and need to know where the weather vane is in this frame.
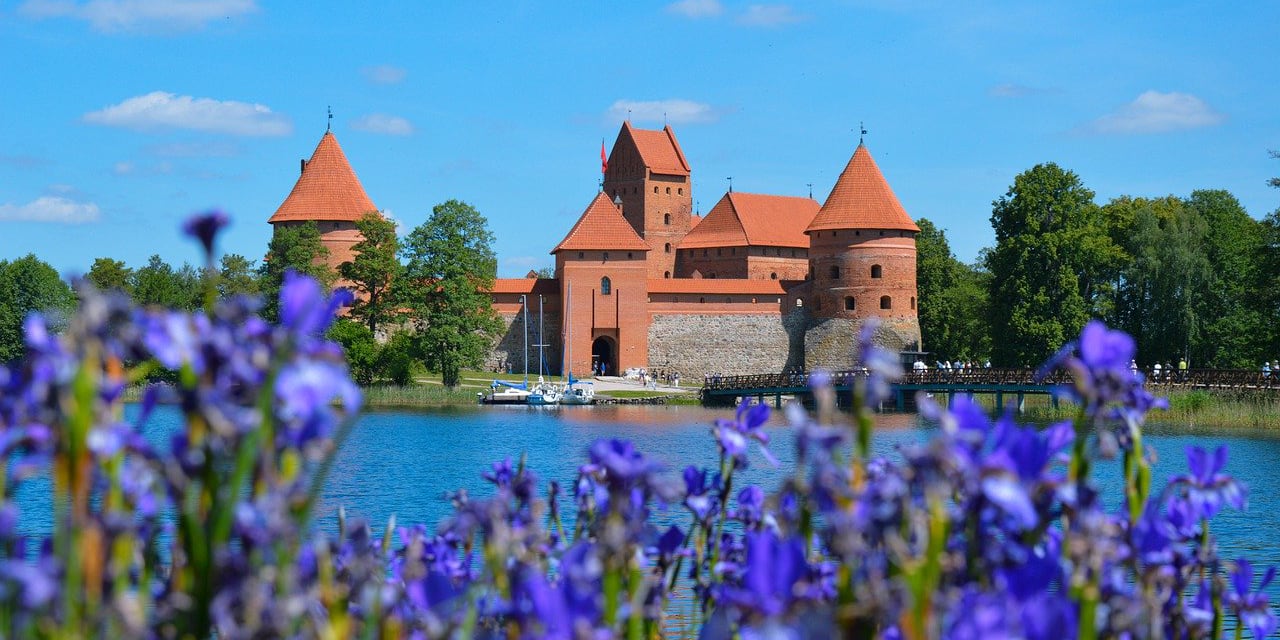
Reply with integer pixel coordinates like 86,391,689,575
726,176,733,193
859,121,867,144
327,106,333,132
807,183,813,199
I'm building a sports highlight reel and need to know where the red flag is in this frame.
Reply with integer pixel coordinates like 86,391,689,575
600,141,608,175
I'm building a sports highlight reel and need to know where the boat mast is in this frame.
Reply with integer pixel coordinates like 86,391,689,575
521,294,529,386
538,294,545,378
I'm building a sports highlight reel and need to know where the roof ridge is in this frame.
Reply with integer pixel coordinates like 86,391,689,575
806,144,919,233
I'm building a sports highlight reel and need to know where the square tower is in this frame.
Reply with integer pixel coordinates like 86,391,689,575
601,123,693,279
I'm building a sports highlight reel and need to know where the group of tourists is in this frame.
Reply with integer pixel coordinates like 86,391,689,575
623,367,680,389
1139,358,1188,381
1263,361,1280,377
912,359,992,372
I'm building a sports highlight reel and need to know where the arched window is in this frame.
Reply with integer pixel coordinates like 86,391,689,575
795,298,804,308
664,213,671,225
665,187,671,194
844,296,856,311
871,264,882,278
910,296,916,310
699,297,705,303
829,265,841,279
880,295,891,310
664,271,671,279
601,277,612,295
664,243,671,253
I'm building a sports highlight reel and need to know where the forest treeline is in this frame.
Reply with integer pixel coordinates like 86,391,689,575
2,159,1278,371
919,159,1280,368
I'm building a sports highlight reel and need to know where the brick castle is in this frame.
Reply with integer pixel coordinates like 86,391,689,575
269,123,922,378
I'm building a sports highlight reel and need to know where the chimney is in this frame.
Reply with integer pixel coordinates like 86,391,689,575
300,159,307,175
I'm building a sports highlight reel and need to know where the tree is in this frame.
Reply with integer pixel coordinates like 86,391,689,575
132,255,199,309
1184,190,1263,367
86,257,133,295
0,255,76,362
328,318,379,385
986,163,1121,366
915,218,990,361
532,266,555,278
400,200,502,387
339,212,400,335
218,254,261,299
259,221,332,321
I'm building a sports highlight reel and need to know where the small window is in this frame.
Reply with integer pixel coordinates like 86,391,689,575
770,272,777,280
664,213,670,225
829,266,840,279
795,298,803,308
871,264,882,278
627,252,633,259
678,187,683,195
844,296,856,311
666,187,671,194
699,297,705,303
731,248,736,256
653,186,658,194
664,243,671,253
578,252,584,259
709,273,717,279
664,271,671,279
880,231,885,236
725,297,731,303
703,249,708,257
856,231,861,236
601,277,612,295
603,252,609,262
880,296,892,310
910,296,916,310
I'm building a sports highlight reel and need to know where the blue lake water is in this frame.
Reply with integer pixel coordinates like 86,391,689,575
14,403,1280,613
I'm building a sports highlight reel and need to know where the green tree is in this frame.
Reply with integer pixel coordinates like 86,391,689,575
400,200,502,387
259,221,332,321
217,254,261,299
915,218,990,360
532,266,555,278
0,255,76,362
132,255,199,309
86,257,133,295
339,212,400,335
327,318,379,385
1261,153,1280,358
986,163,1121,366
1185,190,1263,367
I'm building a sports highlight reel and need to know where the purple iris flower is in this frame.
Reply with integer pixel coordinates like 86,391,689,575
735,485,766,528
714,399,776,469
181,210,230,258
1227,559,1278,639
279,270,353,338
1171,445,1247,520
733,529,807,617
683,465,717,521
587,438,662,488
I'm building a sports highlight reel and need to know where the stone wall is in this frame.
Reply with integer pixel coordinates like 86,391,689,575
648,311,803,378
803,316,921,371
486,310,564,377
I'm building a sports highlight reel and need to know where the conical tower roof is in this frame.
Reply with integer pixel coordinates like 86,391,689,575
269,131,379,224
807,144,919,233
552,191,650,253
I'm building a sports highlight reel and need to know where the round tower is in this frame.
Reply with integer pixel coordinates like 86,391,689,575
803,142,921,369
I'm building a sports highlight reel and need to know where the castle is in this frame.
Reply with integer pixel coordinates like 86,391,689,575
269,123,921,378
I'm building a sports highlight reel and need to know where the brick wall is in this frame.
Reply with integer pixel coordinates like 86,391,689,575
646,306,806,378
486,309,564,377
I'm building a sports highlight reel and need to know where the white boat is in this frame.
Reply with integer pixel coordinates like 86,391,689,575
480,380,532,405
560,380,595,405
527,376,561,405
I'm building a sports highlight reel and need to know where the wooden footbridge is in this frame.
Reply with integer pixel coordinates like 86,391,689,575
700,368,1280,409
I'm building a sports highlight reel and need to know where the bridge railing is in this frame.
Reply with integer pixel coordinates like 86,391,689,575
702,368,1280,393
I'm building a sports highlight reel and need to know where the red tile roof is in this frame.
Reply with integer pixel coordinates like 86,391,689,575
647,279,787,295
679,192,819,249
269,132,379,224
807,144,919,233
551,191,651,253
625,122,690,176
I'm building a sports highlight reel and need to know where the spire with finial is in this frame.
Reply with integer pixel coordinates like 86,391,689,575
807,183,813,199
726,176,733,193
859,121,867,145
327,106,333,132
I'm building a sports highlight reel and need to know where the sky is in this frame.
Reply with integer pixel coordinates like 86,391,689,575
2,1,1278,278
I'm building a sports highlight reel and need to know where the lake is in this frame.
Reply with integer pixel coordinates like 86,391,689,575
14,403,1280,607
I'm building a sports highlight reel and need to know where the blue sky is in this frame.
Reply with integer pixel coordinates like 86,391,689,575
2,1,1277,278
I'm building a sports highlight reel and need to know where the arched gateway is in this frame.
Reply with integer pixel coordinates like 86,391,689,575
591,336,616,376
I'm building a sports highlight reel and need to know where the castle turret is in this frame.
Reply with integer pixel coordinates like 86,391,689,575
802,142,921,367
601,122,693,279
268,131,381,281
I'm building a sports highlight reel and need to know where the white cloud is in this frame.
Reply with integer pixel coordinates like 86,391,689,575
18,0,258,33
1082,91,1225,135
607,99,719,125
83,91,292,136
361,64,407,85
666,0,723,18
736,4,804,27
0,196,100,224
350,113,415,136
